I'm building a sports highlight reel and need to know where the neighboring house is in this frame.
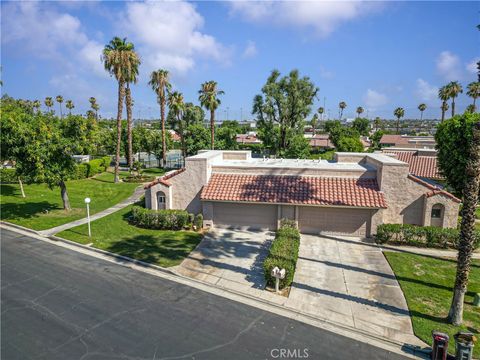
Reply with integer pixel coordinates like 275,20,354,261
144,150,460,237
72,155,90,163
360,136,371,150
309,134,335,150
236,133,262,145
168,129,181,142
382,149,442,182
380,135,436,149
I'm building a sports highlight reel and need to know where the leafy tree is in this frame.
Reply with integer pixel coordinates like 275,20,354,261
351,117,370,136
393,107,405,134
149,69,172,166
418,103,426,120
435,113,480,198
102,36,139,183
448,120,480,325
32,100,41,114
283,134,310,158
44,97,53,112
66,100,74,115
338,101,347,120
198,81,224,149
56,95,64,118
439,85,450,121
185,123,210,156
370,130,384,150
356,106,364,119
336,136,364,152
446,81,463,117
252,69,318,157
467,82,480,112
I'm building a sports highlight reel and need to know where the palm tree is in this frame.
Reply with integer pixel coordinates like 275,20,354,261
199,81,224,149
102,36,139,183
56,95,64,118
91,102,100,120
168,91,186,157
65,100,74,115
439,85,450,121
149,69,172,166
338,101,347,120
466,104,476,114
311,114,318,136
356,106,364,119
467,82,480,112
374,117,381,132
448,121,480,325
418,103,427,120
446,81,463,117
317,107,324,121
393,107,405,134
124,51,141,169
32,100,41,113
44,97,54,112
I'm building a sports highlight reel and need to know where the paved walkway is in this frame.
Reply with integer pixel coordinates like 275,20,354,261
377,243,480,259
38,185,144,236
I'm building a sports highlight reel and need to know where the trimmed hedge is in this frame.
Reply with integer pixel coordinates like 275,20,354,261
264,221,301,289
375,223,480,249
0,168,17,183
130,205,191,230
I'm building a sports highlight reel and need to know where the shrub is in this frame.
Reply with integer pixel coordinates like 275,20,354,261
194,214,203,230
264,223,301,289
101,156,112,169
73,163,89,180
375,224,480,249
0,168,18,183
130,206,191,230
86,158,104,177
279,218,297,229
123,175,154,183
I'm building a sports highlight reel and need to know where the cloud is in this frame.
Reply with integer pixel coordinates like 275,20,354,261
122,1,231,75
242,40,257,58
229,1,384,37
319,66,334,79
436,51,462,81
363,89,388,110
415,78,438,104
466,58,479,75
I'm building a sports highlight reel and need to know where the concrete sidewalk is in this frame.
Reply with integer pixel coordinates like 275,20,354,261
38,185,144,236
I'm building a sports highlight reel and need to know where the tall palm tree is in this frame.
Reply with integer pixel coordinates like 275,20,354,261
102,36,139,183
124,53,141,169
91,102,100,120
44,97,53,112
56,95,64,118
438,85,450,121
338,101,347,120
317,107,324,121
199,81,224,150
374,117,381,132
310,114,318,136
467,82,480,112
446,81,463,117
448,121,480,325
356,106,364,119
149,69,172,166
418,103,427,120
168,91,186,157
65,100,74,115
393,107,405,134
32,100,41,113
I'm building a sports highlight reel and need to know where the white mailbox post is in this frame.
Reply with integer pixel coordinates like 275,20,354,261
84,197,91,238
271,266,286,293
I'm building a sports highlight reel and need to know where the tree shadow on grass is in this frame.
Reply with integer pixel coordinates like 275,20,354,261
1,201,59,221
1,184,20,197
104,234,201,266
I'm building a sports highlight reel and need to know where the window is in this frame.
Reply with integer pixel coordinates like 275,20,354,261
431,208,442,218
156,191,166,209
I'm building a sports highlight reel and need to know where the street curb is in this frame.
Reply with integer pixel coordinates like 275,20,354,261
1,222,429,359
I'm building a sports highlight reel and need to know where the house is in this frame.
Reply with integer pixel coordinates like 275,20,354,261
168,129,181,142
144,150,460,237
379,135,436,149
382,149,442,182
236,132,262,145
309,134,335,150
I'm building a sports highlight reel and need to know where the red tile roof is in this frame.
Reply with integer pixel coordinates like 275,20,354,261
380,135,410,145
384,150,442,179
201,173,387,208
309,134,334,148
144,168,186,189
407,174,461,203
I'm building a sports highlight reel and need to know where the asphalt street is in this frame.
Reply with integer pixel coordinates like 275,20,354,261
1,228,412,360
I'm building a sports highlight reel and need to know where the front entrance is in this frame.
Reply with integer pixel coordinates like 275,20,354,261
156,191,166,210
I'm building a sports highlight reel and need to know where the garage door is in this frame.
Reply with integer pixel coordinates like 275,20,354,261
298,207,372,237
213,203,277,230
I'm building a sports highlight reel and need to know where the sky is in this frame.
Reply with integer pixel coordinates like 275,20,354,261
1,1,478,121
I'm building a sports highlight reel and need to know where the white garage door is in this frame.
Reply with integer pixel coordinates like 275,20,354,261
213,203,277,230
298,207,372,237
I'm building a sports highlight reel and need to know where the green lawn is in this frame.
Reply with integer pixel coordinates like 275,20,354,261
1,172,138,230
142,167,166,176
309,150,335,160
57,205,202,267
385,252,480,357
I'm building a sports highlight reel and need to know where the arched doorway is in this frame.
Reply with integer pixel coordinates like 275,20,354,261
430,203,444,227
156,191,166,210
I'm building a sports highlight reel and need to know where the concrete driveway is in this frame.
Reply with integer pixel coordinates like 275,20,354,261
286,234,417,344
175,228,273,294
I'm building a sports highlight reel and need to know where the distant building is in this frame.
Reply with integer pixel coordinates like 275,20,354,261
168,130,181,142
309,134,334,150
236,132,262,144
379,135,436,149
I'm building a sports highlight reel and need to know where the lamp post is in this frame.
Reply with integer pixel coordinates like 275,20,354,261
84,197,91,237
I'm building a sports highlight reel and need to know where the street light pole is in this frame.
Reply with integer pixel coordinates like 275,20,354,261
85,197,91,237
